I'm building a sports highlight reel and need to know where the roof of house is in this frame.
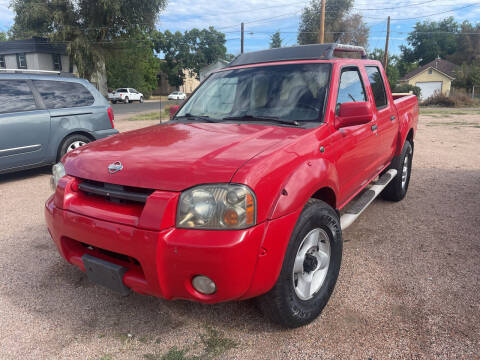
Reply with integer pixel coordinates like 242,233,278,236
401,58,457,81
0,37,67,56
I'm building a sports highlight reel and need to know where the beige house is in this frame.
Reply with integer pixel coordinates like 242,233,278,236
179,69,200,94
399,58,456,100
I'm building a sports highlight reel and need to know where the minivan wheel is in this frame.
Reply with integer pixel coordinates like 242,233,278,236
257,199,342,328
139,96,144,103
58,134,91,160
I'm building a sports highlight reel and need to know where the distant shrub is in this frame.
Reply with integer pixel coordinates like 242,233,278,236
450,88,478,107
393,84,421,98
421,92,456,107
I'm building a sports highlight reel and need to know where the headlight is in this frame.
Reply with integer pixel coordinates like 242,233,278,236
50,162,66,190
177,184,256,230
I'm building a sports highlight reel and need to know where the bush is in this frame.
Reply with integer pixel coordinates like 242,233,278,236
450,88,478,107
393,84,421,98
421,92,456,107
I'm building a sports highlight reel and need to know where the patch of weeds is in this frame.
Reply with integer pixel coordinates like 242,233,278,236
158,326,237,360
200,326,237,359
426,121,480,128
118,332,134,343
128,112,162,121
160,347,190,360
98,355,113,360
139,336,149,344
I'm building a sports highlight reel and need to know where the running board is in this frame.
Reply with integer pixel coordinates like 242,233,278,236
340,169,397,230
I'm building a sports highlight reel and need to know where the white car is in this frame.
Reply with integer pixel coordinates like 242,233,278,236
168,91,187,100
109,88,144,104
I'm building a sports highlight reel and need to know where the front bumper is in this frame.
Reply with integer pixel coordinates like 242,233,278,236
45,195,271,303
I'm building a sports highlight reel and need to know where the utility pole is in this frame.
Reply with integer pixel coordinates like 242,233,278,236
241,22,244,54
383,16,390,69
318,0,326,44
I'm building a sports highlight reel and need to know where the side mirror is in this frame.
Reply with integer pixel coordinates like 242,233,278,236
335,102,373,129
169,105,180,120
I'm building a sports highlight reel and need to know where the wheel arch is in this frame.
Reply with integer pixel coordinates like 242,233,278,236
56,131,95,161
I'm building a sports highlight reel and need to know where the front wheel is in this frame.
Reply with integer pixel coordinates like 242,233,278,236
139,96,144,103
257,199,342,328
124,97,129,104
381,140,413,201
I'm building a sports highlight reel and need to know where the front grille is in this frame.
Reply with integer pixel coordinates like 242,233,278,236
78,179,154,204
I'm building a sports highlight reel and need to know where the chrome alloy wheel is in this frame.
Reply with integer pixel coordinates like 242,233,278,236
401,149,411,189
293,228,331,300
67,141,86,153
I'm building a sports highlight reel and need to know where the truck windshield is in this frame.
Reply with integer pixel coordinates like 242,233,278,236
176,63,331,124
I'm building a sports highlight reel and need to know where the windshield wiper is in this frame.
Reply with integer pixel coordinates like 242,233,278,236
175,113,220,123
223,115,300,126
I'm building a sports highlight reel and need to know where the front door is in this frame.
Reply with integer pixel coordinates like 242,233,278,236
330,66,380,205
0,80,51,172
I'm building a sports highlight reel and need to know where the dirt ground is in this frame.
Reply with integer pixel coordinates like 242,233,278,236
0,111,479,359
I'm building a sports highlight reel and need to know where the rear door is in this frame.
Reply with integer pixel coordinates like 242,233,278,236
0,79,51,171
365,66,398,167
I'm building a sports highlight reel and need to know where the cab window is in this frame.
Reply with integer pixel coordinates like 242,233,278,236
366,66,388,108
336,67,366,109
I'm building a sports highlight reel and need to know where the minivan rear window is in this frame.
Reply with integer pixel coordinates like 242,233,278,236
0,80,37,114
33,80,95,109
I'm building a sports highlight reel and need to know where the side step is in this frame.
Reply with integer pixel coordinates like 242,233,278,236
340,169,397,230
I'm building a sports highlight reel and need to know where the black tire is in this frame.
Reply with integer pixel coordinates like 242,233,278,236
139,96,144,103
381,140,413,202
58,134,91,161
257,199,343,328
112,100,117,104
124,97,129,104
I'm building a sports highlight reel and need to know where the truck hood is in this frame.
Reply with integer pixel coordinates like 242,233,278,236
63,122,304,191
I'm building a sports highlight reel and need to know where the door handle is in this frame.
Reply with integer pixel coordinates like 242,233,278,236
390,115,396,121
371,124,378,131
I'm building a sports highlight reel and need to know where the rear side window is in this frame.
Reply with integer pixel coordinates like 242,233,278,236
337,68,366,106
117,88,127,92
366,66,388,108
33,80,95,109
0,80,37,114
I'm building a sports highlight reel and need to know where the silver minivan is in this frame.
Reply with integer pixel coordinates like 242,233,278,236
0,73,118,174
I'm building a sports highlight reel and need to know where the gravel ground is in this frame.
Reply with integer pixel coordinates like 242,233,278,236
0,113,479,359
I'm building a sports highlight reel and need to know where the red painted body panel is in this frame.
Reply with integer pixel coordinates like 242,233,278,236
45,57,418,302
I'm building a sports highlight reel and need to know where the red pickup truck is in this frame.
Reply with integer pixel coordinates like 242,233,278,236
45,44,418,328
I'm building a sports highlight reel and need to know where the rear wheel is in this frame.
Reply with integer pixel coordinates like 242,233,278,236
139,96,144,103
124,97,129,104
381,140,413,201
58,134,91,160
257,199,342,328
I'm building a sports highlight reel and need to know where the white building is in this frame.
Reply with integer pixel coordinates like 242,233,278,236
0,37,77,75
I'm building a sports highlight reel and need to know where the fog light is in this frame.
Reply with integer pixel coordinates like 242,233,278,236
192,275,216,295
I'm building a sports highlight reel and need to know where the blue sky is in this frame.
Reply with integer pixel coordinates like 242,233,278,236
1,0,479,56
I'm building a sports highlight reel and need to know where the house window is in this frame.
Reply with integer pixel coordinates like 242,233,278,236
0,56,5,68
16,53,27,69
428,69,433,74
52,54,62,71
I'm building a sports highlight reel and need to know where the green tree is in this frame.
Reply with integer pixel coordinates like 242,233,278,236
270,31,282,48
154,27,227,87
0,32,7,41
10,0,167,88
298,0,368,47
106,34,160,98
401,17,458,65
368,48,400,89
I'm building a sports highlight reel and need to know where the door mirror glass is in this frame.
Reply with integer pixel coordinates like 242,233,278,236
335,102,373,129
